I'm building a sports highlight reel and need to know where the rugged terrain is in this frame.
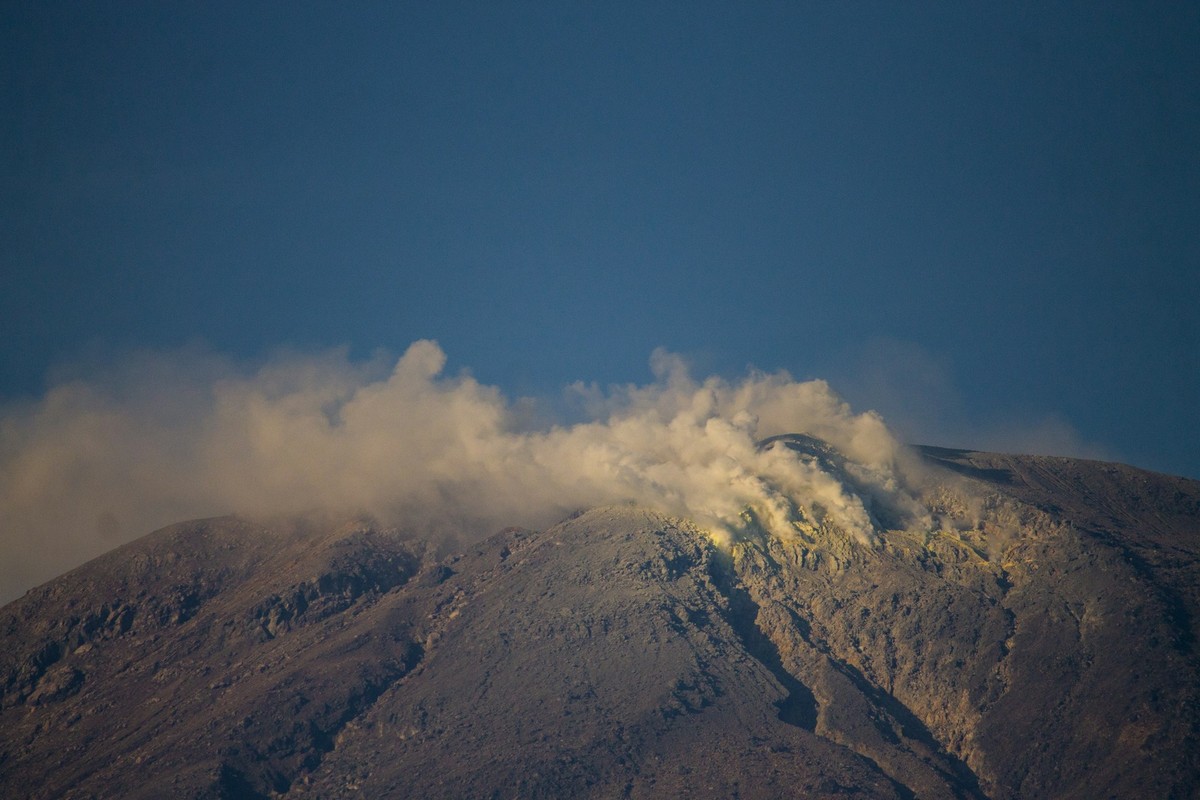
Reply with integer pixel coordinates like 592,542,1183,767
1,445,1198,798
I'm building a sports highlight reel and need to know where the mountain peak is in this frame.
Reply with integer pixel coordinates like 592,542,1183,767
2,450,1198,798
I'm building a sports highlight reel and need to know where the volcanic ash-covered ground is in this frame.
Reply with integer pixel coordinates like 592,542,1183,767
1,446,1198,799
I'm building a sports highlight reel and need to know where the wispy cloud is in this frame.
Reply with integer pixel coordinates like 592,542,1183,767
0,341,925,603
829,337,1113,460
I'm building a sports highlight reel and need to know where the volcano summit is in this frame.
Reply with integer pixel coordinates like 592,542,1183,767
2,441,1198,799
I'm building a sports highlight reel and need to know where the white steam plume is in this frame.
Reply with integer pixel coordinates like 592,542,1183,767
0,341,925,604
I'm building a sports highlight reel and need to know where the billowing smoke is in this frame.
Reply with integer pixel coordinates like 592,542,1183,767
0,341,928,604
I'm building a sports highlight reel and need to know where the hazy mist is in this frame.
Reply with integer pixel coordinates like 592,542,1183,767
0,341,942,604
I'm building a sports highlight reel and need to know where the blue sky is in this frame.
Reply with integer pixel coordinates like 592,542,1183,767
3,2,1198,477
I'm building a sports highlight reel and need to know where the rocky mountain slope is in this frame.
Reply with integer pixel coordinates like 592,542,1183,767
1,445,1198,798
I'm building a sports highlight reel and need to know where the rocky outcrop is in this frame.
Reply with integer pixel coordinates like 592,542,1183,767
0,516,428,799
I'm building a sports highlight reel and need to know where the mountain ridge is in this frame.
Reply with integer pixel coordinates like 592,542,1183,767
2,446,1198,798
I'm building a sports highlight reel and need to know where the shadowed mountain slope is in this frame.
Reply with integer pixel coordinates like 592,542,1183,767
2,448,1198,798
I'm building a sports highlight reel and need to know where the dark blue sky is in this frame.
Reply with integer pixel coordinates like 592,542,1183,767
3,2,1198,477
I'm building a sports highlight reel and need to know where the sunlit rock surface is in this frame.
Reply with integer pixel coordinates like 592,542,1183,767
2,447,1197,798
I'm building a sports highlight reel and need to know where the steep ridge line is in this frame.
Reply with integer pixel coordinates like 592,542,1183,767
706,550,819,731
725,537,989,800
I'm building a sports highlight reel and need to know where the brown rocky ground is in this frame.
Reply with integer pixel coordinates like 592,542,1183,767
2,447,1197,798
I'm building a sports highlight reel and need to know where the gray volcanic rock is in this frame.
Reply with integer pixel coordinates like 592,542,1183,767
1,448,1198,799
289,507,920,800
0,516,428,799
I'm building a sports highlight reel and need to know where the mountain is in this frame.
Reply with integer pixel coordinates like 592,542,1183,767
2,444,1198,799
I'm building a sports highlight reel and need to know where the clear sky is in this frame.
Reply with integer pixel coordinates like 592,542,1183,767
3,2,1198,478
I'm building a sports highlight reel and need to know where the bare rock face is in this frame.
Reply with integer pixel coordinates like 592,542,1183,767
1,448,1198,799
